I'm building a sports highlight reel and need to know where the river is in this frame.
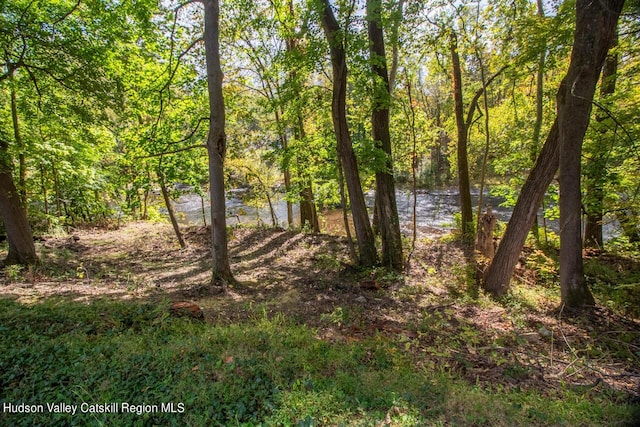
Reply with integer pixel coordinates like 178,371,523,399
169,188,556,238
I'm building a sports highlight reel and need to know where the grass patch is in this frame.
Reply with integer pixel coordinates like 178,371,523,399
0,298,636,426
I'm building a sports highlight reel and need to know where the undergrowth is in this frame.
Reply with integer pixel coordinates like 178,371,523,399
0,298,637,426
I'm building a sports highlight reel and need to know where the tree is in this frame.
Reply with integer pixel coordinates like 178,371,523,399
366,0,403,270
0,136,36,265
557,0,624,307
530,0,548,243
203,0,234,284
449,30,474,238
583,34,618,248
483,0,625,307
1,0,147,264
319,0,377,267
483,120,559,295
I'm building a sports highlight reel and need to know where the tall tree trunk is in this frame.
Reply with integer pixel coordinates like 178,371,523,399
405,74,418,249
39,164,49,220
51,163,62,216
367,0,403,269
475,52,491,233
203,0,234,285
530,0,547,243
483,0,624,302
10,75,27,209
0,138,36,265
282,0,319,232
584,34,618,248
320,0,377,267
450,32,474,238
338,157,358,264
275,109,294,227
483,122,559,295
557,0,623,308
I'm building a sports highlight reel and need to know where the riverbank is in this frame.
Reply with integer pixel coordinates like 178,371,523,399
1,221,638,425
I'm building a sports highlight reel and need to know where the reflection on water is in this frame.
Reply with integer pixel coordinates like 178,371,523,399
166,187,625,241
170,188,526,238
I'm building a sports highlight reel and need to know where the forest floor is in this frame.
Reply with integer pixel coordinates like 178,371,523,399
1,221,639,425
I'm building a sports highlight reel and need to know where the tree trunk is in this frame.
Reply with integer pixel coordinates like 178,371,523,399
40,164,49,227
338,157,358,264
10,77,27,209
320,0,377,267
483,122,560,295
299,184,319,232
52,163,62,216
405,74,418,249
557,0,623,308
584,35,618,248
0,138,36,265
159,174,186,249
295,114,320,233
530,0,547,243
367,0,403,270
483,0,624,302
203,0,234,285
476,207,497,259
450,32,474,238
387,0,404,95
275,110,294,227
475,52,491,232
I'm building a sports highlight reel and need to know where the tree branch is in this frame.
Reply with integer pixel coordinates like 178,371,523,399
53,0,82,26
174,0,201,12
136,144,206,159
22,62,76,91
139,116,210,160
465,65,508,129
159,36,204,94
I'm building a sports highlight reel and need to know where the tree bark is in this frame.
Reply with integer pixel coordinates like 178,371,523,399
483,121,559,295
159,174,186,249
367,0,403,270
476,207,497,259
338,157,358,264
0,138,36,265
203,0,234,284
450,32,474,238
9,75,27,209
320,0,377,267
557,0,623,308
483,0,624,302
